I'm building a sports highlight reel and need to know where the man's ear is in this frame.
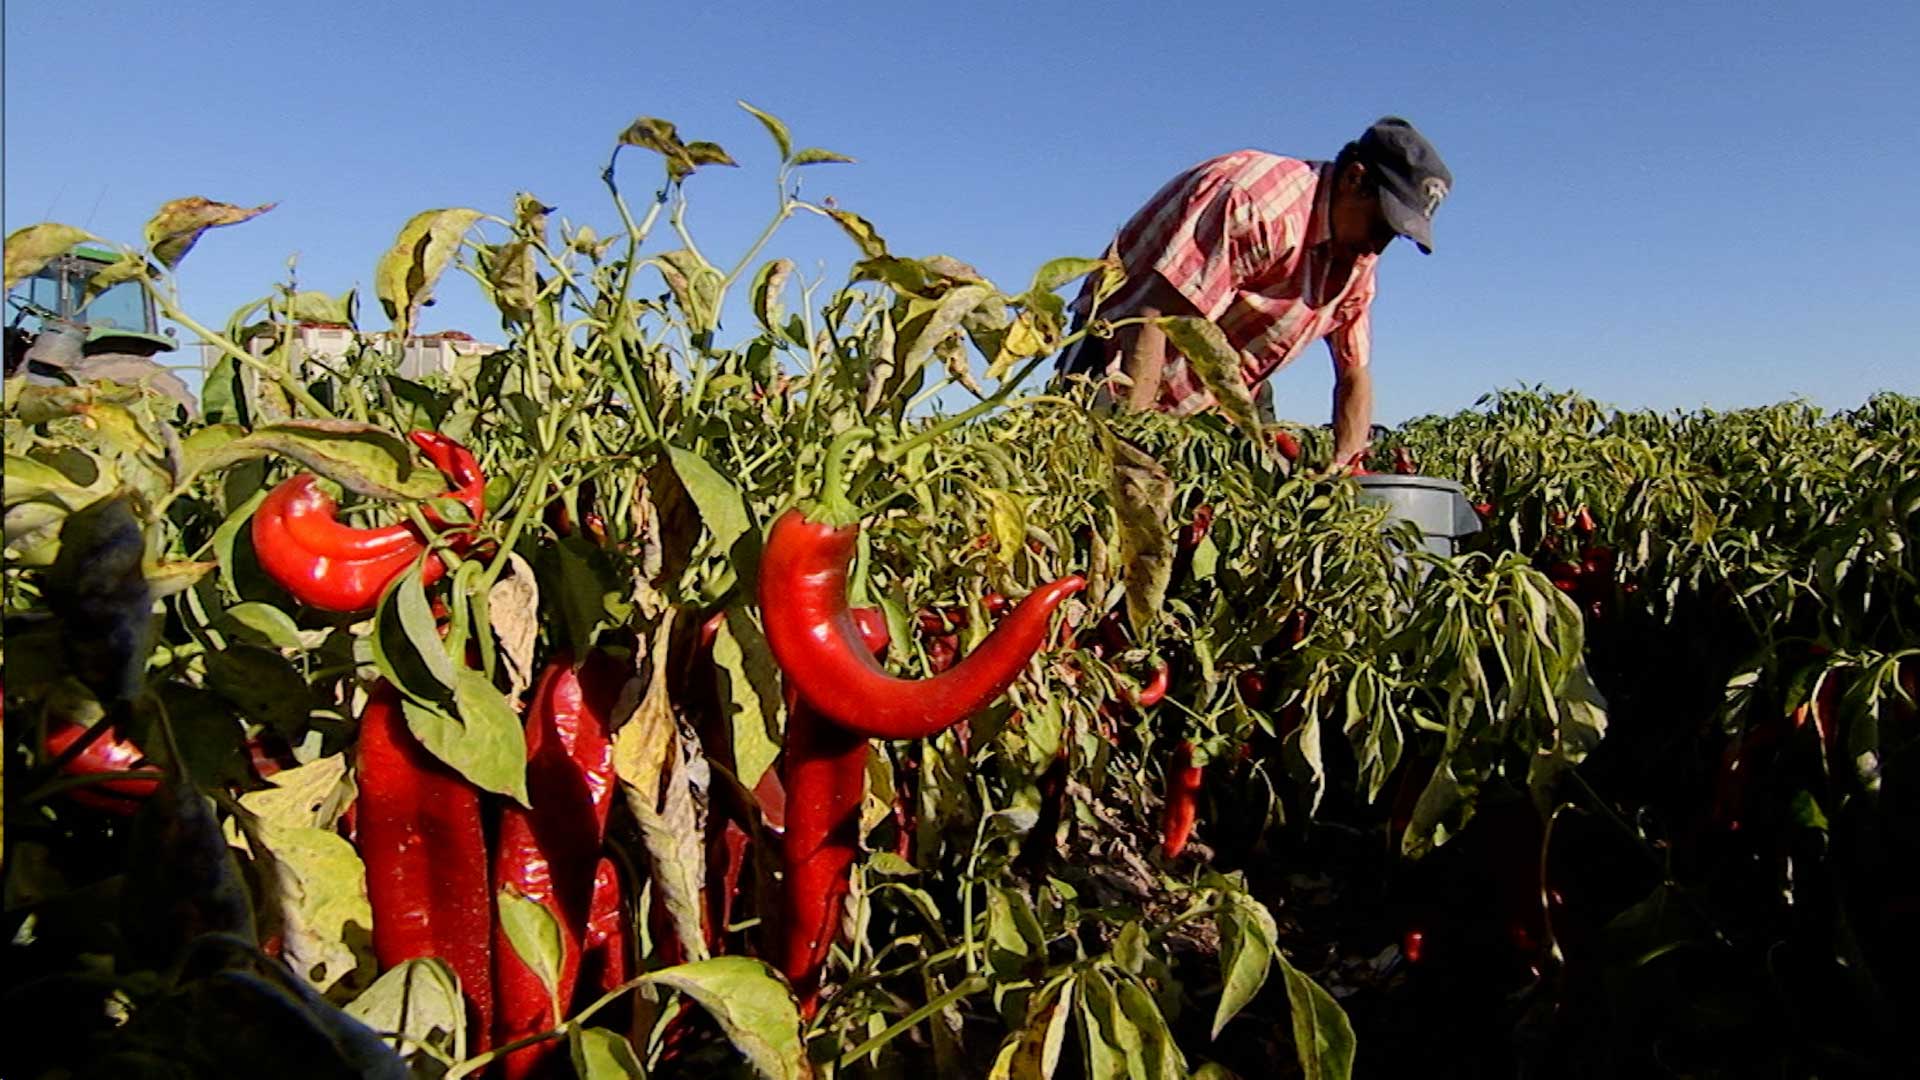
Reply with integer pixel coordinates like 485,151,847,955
1340,161,1369,191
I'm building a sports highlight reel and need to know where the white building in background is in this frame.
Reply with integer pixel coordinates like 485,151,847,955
198,326,501,387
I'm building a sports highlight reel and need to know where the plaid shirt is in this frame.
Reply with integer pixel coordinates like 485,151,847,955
1075,151,1377,415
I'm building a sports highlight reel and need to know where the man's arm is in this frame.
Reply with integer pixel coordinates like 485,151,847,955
1331,363,1374,465
1114,275,1200,411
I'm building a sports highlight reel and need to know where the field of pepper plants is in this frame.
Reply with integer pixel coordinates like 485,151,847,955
4,106,1916,1080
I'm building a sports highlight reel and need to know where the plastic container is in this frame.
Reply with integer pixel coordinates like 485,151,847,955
1352,474,1483,557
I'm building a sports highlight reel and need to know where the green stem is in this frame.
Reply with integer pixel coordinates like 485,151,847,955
813,426,876,525
877,353,1054,465
837,973,990,1066
154,293,334,419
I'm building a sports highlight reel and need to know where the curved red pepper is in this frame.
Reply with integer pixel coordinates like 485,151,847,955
356,681,494,1048
493,650,628,1076
1160,741,1205,858
759,509,1084,740
780,607,889,1020
1129,662,1171,708
43,718,161,815
252,431,486,613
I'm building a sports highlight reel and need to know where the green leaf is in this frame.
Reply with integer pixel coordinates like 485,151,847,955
640,957,807,1080
144,197,275,269
1157,316,1263,442
1076,968,1136,1080
1028,256,1114,296
399,667,530,804
571,1026,648,1079
1212,899,1276,1038
395,567,458,694
217,599,302,650
736,100,792,161
666,444,755,564
713,607,784,792
4,222,95,288
1276,952,1356,1080
79,252,148,309
1114,976,1185,1079
498,889,566,1003
184,419,444,501
206,645,314,737
343,957,468,1063
790,147,856,167
374,208,483,339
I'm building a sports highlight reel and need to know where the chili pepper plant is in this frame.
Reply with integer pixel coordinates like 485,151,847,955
5,105,1911,1080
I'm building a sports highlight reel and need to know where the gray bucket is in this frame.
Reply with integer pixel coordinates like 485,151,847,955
1352,474,1482,557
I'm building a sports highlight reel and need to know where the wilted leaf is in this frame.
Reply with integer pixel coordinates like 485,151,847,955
1096,429,1175,632
488,552,541,699
343,957,468,1063
614,617,708,962
245,822,373,993
374,208,483,339
751,258,794,335
823,208,887,259
144,197,275,269
239,754,354,832
656,249,724,334
901,283,992,373
1157,317,1261,442
4,222,95,288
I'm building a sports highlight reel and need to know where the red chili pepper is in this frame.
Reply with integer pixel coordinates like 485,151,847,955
356,681,494,1048
1392,447,1419,475
1179,504,1214,551
492,651,627,1076
1129,661,1170,708
1473,501,1495,519
780,607,889,1019
43,718,160,814
1235,670,1270,709
1271,429,1301,462
758,508,1084,740
982,591,1010,618
1160,740,1205,858
1574,506,1597,536
578,857,629,999
252,431,485,613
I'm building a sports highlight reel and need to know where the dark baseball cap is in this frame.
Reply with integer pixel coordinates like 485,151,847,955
1356,117,1452,253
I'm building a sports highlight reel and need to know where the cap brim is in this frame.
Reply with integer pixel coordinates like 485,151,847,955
1379,190,1435,254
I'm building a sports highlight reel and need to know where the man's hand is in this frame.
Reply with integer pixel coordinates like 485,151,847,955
1331,363,1374,466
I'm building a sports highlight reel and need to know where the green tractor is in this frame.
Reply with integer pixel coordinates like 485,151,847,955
5,246,195,413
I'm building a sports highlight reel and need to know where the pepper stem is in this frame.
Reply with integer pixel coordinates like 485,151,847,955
813,426,876,526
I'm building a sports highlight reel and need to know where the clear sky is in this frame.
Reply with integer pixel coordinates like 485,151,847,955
6,1,1916,424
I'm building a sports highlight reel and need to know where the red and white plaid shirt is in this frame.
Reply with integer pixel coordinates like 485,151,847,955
1075,151,1377,415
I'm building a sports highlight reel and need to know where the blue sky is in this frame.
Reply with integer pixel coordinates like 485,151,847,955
6,0,1916,424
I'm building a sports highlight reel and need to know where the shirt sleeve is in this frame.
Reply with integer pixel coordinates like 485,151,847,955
1121,166,1249,322
1326,261,1376,372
